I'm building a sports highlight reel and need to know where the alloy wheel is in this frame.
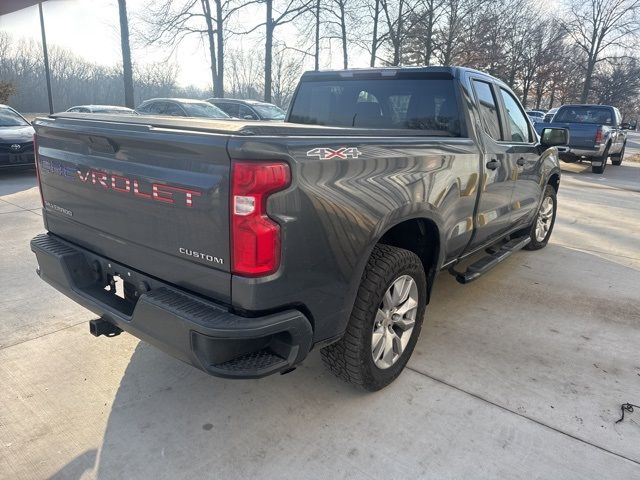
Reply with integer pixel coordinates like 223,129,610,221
371,275,419,369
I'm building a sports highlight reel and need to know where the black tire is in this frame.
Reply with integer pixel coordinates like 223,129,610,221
524,184,557,251
321,244,427,391
611,143,625,166
591,146,609,174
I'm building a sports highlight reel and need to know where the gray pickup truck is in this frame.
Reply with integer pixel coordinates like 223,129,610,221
30,67,566,390
534,104,629,173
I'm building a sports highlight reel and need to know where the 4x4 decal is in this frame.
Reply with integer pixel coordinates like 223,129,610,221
306,147,362,160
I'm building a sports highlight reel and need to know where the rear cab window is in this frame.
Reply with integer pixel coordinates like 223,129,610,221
288,73,464,136
554,106,614,125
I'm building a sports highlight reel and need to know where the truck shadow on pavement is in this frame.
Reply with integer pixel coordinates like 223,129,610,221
0,168,37,198
560,161,640,193
45,244,640,479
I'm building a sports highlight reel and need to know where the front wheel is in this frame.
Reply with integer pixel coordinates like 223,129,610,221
524,184,557,251
321,244,427,391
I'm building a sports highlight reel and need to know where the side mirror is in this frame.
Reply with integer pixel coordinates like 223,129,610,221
620,122,631,130
540,127,569,148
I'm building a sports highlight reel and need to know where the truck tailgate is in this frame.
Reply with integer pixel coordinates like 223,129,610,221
34,116,232,302
550,122,599,149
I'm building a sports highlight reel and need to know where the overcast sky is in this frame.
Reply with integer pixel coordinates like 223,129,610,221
0,0,348,89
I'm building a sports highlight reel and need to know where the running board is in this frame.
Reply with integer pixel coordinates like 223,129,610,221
449,236,531,284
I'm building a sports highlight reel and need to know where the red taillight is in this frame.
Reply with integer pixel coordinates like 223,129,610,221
594,128,603,145
33,133,45,207
230,161,290,276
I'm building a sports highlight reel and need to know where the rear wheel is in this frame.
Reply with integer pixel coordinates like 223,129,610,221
524,185,557,251
321,244,427,391
591,146,610,174
611,143,625,166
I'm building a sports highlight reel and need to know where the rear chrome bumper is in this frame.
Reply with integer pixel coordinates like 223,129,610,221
557,145,605,159
31,233,313,379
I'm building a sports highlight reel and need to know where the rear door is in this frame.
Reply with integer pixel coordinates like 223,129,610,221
35,116,232,302
467,77,516,248
496,86,542,227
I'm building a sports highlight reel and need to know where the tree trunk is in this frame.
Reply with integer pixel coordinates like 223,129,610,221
340,1,348,69
315,0,320,70
264,0,273,103
535,81,545,109
424,4,434,66
393,0,404,65
215,0,225,97
521,80,531,108
370,0,379,67
580,58,596,103
201,0,219,97
117,0,134,108
548,82,556,108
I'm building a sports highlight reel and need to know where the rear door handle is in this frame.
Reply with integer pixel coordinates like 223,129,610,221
516,157,526,166
486,159,500,170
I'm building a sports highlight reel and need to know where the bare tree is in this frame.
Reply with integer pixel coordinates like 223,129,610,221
330,0,348,68
226,48,264,99
380,0,408,65
433,0,481,66
402,0,442,65
562,0,640,102
272,48,305,106
239,0,312,102
118,0,135,107
139,0,252,97
315,0,321,69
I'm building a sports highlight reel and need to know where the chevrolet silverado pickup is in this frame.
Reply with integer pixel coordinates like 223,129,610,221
30,67,566,391
534,104,628,173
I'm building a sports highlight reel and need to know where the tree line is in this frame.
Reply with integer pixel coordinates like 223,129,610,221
1,0,640,117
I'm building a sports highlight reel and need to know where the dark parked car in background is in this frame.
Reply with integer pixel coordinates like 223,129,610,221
66,105,137,114
525,110,545,123
207,98,286,120
534,104,628,173
136,98,230,119
0,105,34,169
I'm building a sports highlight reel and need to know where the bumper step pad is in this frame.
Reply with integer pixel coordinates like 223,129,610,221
30,233,312,379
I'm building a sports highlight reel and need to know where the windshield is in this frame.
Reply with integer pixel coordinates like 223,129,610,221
554,106,613,125
0,108,29,127
289,76,462,136
253,104,286,120
182,102,230,118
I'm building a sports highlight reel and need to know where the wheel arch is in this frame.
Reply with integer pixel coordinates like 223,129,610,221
373,215,443,303
547,171,560,192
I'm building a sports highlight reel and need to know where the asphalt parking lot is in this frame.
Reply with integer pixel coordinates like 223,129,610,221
1,147,639,479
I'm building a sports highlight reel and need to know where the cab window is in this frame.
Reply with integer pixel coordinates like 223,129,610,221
499,88,531,143
472,80,502,141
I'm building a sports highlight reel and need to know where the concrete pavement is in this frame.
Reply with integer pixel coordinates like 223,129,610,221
1,161,639,479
